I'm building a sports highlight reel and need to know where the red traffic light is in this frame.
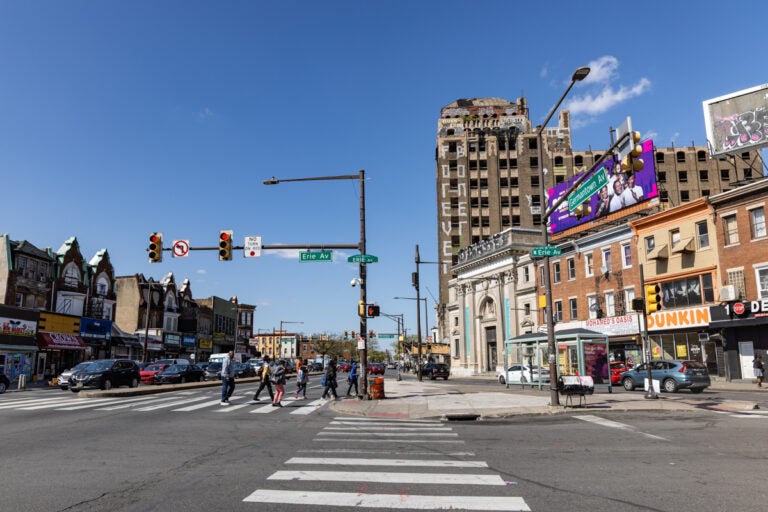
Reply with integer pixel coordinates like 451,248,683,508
150,234,160,244
220,232,230,241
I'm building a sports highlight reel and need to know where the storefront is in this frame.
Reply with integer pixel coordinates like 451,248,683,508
136,330,163,362
0,305,39,385
111,324,143,360
709,299,768,381
198,338,212,361
80,318,112,360
646,306,722,376
181,334,197,361
164,332,181,358
37,312,86,381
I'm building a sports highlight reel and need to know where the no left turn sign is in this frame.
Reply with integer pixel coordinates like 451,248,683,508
172,240,190,258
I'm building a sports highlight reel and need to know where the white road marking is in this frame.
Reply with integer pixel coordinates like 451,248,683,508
135,396,209,411
574,414,669,441
267,470,504,485
317,432,458,437
290,399,325,414
286,457,487,468
314,438,464,444
243,490,530,510
296,448,475,456
332,417,441,424
324,426,453,431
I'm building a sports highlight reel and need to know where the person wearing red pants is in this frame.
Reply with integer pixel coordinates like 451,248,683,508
272,360,287,407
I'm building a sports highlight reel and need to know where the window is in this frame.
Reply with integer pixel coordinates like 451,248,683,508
530,175,539,188
585,253,594,277
587,295,598,320
742,152,751,160
670,228,681,247
728,270,746,300
499,159,508,170
510,158,518,169
721,169,730,181
699,169,709,181
656,152,665,164
645,236,656,255
745,167,753,180
510,196,519,207
554,156,564,167
697,150,707,162
676,151,686,163
552,262,561,283
680,190,690,202
758,267,768,299
479,160,487,171
574,155,583,167
469,141,477,153
678,171,688,182
569,298,578,320
601,248,611,273
751,207,766,239
605,292,615,317
498,139,506,151
660,274,715,307
696,221,709,249
523,265,530,283
448,142,457,153
530,157,538,168
723,214,739,245
622,243,632,268
567,257,576,280
528,138,537,150
63,264,80,287
15,293,23,307
625,288,636,311
554,301,563,322
478,140,486,152
523,303,531,316
657,171,666,183
510,177,518,188
469,161,478,171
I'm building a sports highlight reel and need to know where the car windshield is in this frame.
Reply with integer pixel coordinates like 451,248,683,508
88,361,115,372
145,365,164,372
164,365,183,373
72,362,93,372
683,361,707,369
207,363,222,371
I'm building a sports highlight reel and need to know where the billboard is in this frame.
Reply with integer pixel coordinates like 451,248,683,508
703,83,768,156
547,139,658,235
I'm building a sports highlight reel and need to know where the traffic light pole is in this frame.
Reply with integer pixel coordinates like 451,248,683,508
639,263,658,399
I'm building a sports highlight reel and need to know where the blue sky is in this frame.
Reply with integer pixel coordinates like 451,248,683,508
1,1,766,349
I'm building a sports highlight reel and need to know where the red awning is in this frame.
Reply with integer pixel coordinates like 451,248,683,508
38,332,87,350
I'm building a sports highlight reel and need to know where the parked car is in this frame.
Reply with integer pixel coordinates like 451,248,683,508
234,362,255,378
0,373,9,394
140,363,169,385
308,361,324,372
422,362,450,380
496,364,550,385
610,361,629,385
57,362,94,390
367,362,385,375
154,364,205,385
69,359,141,392
620,360,711,393
204,362,222,381
154,358,190,366
337,361,351,372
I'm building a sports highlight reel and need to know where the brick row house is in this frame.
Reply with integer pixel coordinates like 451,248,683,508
0,233,256,386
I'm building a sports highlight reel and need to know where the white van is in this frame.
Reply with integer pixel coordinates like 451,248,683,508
208,353,229,363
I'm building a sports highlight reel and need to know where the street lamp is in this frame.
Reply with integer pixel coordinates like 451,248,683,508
380,312,404,381
394,296,429,381
264,171,370,397
537,65,590,406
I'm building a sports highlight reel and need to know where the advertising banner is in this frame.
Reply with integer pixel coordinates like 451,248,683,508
548,139,658,235
703,83,768,156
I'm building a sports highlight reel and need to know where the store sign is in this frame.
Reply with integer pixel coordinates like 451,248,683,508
80,318,112,340
0,317,36,337
647,306,710,331
584,314,639,336
182,335,196,347
457,232,511,266
164,333,181,346
723,300,768,318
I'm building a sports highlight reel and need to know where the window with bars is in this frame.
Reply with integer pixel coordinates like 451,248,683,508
727,270,746,300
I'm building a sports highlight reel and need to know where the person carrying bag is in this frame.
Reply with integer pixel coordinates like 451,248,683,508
252,356,274,402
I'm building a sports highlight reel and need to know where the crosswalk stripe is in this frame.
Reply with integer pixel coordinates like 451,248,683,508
290,399,325,415
314,439,464,444
317,432,458,437
135,396,209,411
20,398,115,410
286,457,487,468
0,397,71,409
268,470,504,485
324,426,453,431
96,395,175,410
332,417,441,423
296,448,476,457
329,420,447,427
243,490,530,511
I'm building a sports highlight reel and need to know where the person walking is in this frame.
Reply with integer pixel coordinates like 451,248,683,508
294,359,309,399
252,356,274,402
346,361,359,397
321,359,339,400
753,354,764,388
272,360,287,407
220,350,236,406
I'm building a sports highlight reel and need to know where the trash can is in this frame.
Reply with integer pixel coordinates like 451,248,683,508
368,377,385,399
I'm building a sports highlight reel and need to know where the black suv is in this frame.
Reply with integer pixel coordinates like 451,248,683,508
421,362,450,380
69,359,140,392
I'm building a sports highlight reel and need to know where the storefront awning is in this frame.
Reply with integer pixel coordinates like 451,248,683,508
671,237,695,254
37,333,87,350
113,337,144,349
647,244,669,260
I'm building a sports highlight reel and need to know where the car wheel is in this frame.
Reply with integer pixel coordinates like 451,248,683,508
198,376,203,382
663,379,679,393
129,378,138,388
103,379,113,391
0,382,7,394
180,377,186,384
690,388,704,394
622,377,635,391
59,386,68,391
443,376,448,380
498,375,506,385
430,374,436,380
71,388,80,393
520,375,528,384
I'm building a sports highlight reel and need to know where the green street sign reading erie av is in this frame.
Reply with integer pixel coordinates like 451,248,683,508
347,254,379,263
531,246,562,258
300,250,332,262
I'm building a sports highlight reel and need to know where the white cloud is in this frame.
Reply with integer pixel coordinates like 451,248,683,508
197,107,215,121
196,269,207,274
540,64,549,79
562,56,651,120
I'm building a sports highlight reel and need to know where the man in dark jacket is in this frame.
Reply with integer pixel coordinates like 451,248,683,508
252,356,274,401
346,362,359,397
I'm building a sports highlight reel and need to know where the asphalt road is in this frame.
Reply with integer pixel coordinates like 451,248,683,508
2,375,766,511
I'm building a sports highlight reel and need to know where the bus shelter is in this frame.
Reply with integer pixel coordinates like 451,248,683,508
504,328,612,392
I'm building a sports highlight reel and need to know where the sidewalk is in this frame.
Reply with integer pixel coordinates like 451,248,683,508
329,375,763,420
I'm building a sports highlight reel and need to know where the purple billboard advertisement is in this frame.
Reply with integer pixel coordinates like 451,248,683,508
547,138,658,235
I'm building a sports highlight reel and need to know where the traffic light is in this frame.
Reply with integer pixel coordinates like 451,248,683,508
368,329,374,338
367,304,380,317
351,330,356,339
645,284,662,313
219,230,233,261
620,131,644,174
344,330,349,339
358,300,366,318
148,232,163,262
573,203,592,219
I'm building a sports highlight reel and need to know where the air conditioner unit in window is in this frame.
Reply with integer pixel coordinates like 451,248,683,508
600,265,609,275
719,285,736,302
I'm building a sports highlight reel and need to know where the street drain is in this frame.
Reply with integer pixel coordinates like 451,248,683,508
445,413,480,421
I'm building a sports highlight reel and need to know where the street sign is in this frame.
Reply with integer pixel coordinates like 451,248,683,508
347,254,379,263
531,246,562,258
300,250,332,262
569,167,608,212
244,236,262,258
615,116,633,161
172,240,190,258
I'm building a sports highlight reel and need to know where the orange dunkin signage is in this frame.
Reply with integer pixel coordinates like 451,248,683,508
647,306,710,331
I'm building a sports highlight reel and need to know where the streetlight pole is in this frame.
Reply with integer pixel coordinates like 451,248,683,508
380,312,404,381
537,66,591,406
394,296,428,380
264,170,370,398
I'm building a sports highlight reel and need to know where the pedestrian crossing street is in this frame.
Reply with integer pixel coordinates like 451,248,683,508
0,388,329,415
243,417,532,511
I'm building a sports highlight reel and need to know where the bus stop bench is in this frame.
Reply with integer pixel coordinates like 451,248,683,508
558,376,594,408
